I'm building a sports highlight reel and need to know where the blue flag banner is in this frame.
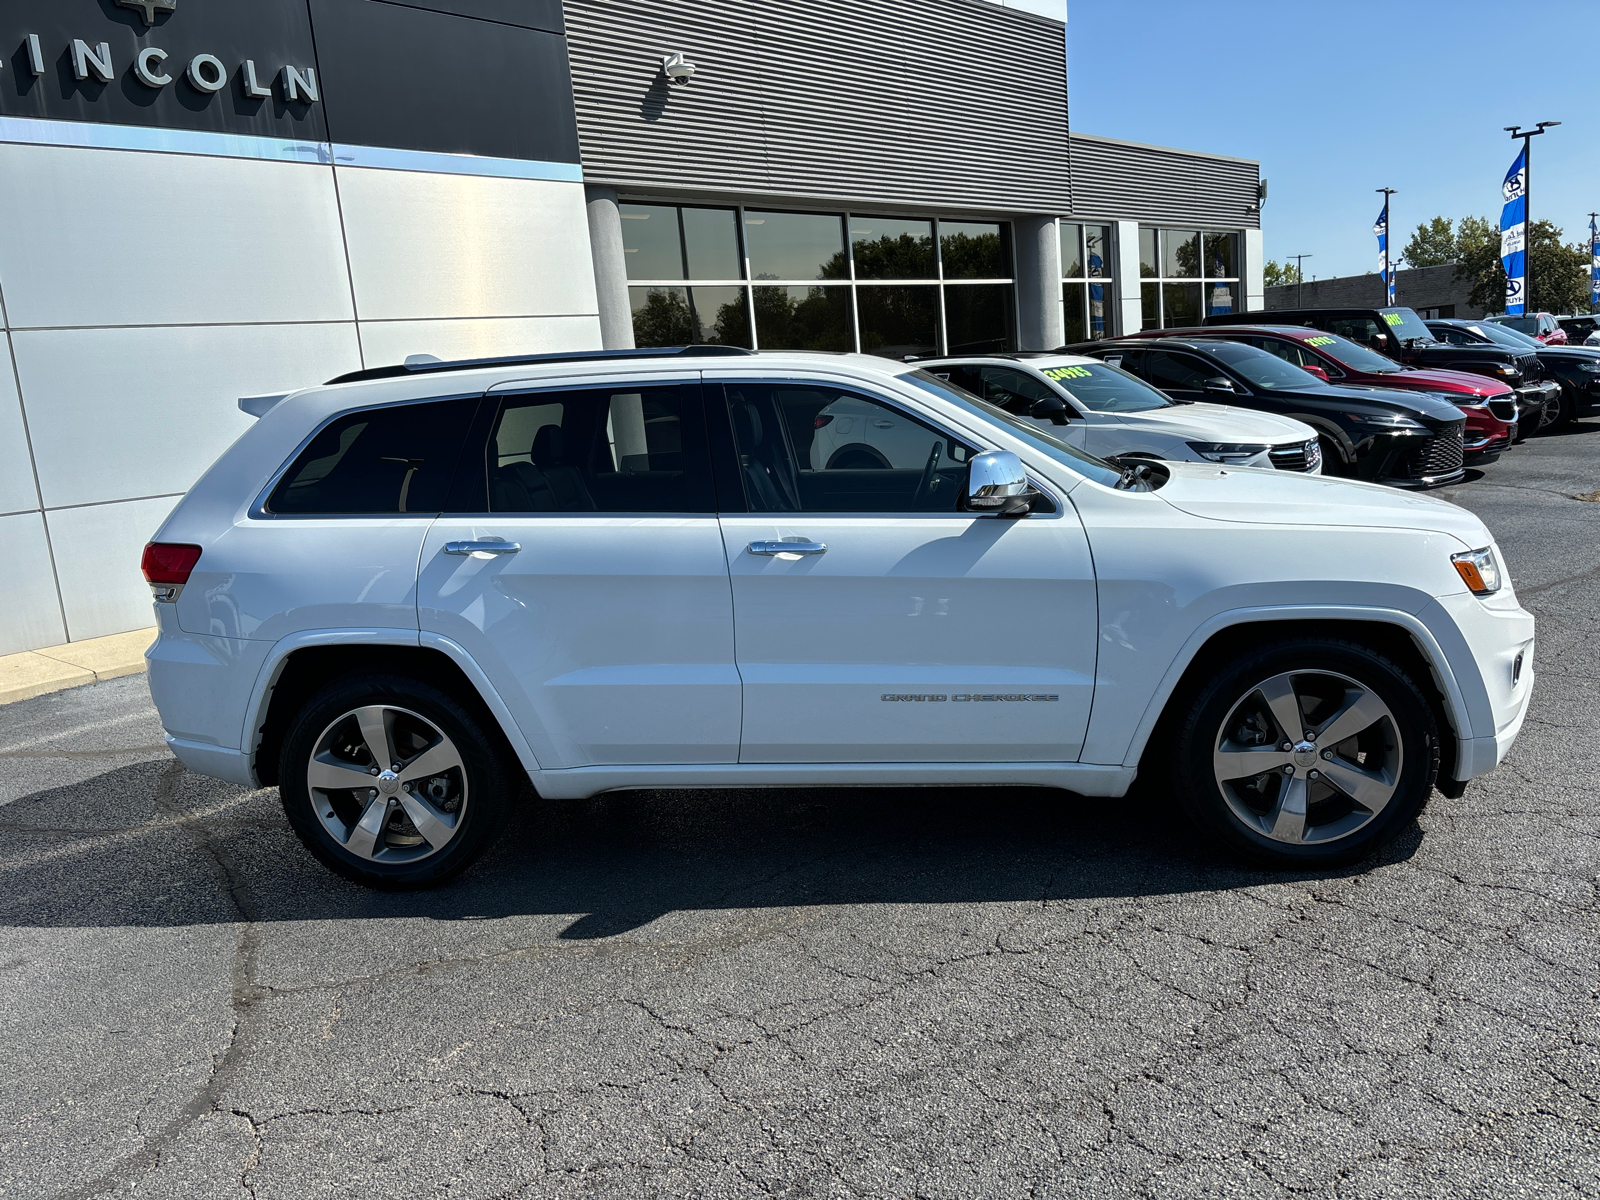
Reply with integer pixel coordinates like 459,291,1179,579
1500,149,1527,315
1373,207,1392,303
1591,216,1598,310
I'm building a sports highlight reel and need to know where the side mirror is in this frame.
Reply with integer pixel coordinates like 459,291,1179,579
1029,395,1072,425
963,450,1036,517
1301,363,1329,382
1202,377,1237,394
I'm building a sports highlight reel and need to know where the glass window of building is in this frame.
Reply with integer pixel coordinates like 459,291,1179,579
1139,226,1244,329
1061,222,1114,342
626,205,1017,357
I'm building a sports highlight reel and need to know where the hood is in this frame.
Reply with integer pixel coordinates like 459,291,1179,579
1373,367,1506,397
1155,460,1490,545
1536,344,1600,363
1412,342,1516,364
1112,402,1314,443
1308,383,1468,423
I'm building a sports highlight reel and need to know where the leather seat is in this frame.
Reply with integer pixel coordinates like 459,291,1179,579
732,401,797,511
530,426,596,512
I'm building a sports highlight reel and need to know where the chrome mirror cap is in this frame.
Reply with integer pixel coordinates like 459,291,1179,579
964,450,1035,516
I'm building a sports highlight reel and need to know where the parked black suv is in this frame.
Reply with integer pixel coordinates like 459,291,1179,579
1204,305,1561,427
1427,318,1600,427
1068,337,1466,487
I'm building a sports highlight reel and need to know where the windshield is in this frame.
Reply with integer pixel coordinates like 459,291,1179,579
902,370,1124,489
1493,316,1539,335
1379,307,1437,346
1037,361,1173,413
1201,341,1325,391
1300,331,1403,373
1467,321,1540,349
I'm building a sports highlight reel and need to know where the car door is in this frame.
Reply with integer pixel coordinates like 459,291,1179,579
712,374,1098,764
416,373,740,768
1143,348,1216,402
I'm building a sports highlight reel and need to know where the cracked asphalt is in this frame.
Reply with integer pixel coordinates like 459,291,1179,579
3,425,1599,1200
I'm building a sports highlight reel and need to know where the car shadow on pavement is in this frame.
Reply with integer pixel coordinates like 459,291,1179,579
0,760,1422,937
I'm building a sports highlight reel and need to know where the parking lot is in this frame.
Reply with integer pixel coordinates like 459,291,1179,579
3,428,1598,1200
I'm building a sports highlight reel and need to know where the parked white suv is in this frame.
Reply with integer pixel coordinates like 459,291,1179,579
143,347,1534,888
921,354,1323,473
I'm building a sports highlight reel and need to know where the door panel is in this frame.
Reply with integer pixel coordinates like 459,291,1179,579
417,379,739,768
714,377,1097,764
722,514,1096,762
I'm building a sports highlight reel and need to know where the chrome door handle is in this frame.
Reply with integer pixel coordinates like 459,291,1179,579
873,420,894,428
748,540,827,556
444,540,521,556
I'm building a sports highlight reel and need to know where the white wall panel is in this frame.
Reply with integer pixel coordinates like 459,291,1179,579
0,340,40,516
357,314,601,365
336,168,598,321
47,496,182,642
0,511,66,653
0,145,354,329
15,322,362,510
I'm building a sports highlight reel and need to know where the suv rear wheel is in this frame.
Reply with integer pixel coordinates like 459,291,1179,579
278,674,516,888
1170,638,1438,868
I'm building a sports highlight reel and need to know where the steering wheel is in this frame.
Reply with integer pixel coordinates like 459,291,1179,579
911,442,943,509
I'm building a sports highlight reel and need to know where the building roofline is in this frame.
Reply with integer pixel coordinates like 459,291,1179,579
1069,131,1259,168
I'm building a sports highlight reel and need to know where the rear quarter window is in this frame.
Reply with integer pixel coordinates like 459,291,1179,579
268,397,477,515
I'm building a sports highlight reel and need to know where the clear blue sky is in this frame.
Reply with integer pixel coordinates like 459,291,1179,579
1066,0,1598,279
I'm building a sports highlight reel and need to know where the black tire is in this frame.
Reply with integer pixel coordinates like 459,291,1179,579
278,673,517,889
1318,436,1352,477
1543,387,1574,431
1169,637,1439,869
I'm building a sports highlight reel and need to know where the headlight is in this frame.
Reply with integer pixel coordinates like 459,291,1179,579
1451,546,1502,596
1185,441,1271,464
1576,361,1600,374
1492,364,1520,377
1343,412,1424,429
1429,391,1480,407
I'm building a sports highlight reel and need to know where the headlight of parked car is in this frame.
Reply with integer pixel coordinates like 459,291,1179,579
1342,412,1424,429
1451,546,1502,596
1492,364,1520,378
1429,391,1479,407
1185,441,1271,464
1575,361,1600,374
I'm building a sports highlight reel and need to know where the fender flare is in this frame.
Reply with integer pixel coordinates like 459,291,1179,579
1281,413,1355,464
239,628,541,787
1117,604,1477,775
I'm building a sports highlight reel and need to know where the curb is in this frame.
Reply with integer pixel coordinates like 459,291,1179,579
0,628,156,706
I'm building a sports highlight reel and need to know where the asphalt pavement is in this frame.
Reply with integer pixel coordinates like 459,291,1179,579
3,425,1599,1200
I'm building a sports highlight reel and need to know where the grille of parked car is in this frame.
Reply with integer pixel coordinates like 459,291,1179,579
1516,354,1540,379
1401,421,1465,479
1487,397,1517,423
1268,440,1316,472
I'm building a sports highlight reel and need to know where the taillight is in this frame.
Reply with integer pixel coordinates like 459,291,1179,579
141,542,201,600
814,413,834,428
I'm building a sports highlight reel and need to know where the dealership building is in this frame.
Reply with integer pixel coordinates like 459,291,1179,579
0,0,1264,656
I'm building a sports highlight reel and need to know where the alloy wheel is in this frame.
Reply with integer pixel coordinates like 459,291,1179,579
306,704,468,862
1212,669,1402,845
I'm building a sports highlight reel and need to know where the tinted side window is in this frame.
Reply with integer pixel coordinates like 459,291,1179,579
976,367,1057,415
1328,316,1386,350
1145,350,1210,391
268,398,475,515
724,383,974,513
487,384,713,514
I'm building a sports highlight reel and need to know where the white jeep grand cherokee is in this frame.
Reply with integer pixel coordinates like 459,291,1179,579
143,347,1534,888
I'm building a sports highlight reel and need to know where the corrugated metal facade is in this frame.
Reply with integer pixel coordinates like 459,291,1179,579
1069,133,1260,229
564,0,1071,214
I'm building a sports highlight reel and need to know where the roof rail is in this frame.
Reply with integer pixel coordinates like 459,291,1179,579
324,344,754,385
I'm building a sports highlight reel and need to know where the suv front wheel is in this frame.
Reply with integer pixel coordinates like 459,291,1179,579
1170,638,1439,868
278,674,516,888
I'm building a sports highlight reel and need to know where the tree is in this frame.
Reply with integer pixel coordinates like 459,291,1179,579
1455,216,1589,314
1401,216,1458,268
1263,260,1301,288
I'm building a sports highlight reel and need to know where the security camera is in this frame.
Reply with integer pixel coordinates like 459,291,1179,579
662,52,696,85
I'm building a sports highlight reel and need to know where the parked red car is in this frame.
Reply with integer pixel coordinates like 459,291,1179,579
1488,313,1568,345
1127,324,1518,461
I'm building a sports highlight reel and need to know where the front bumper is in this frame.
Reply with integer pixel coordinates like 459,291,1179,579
1424,590,1536,782
1355,423,1466,489
1514,381,1561,431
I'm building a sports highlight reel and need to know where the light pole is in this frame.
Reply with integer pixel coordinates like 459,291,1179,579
1503,121,1560,311
1376,187,1397,305
1290,254,1312,306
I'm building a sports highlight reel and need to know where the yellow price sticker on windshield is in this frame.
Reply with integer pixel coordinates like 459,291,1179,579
1305,336,1336,347
1384,312,1404,326
1043,366,1094,381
